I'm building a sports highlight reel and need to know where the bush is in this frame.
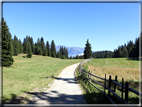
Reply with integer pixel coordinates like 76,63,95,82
27,54,32,58
23,56,26,58
61,55,66,59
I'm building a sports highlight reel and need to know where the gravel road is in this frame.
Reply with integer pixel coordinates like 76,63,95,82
30,63,87,104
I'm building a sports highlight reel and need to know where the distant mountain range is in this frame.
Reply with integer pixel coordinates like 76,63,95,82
55,45,85,57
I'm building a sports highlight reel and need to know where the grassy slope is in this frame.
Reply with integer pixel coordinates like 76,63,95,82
78,58,140,104
3,54,84,103
82,58,139,82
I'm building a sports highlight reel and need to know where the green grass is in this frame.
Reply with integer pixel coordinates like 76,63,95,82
3,54,84,103
77,58,140,104
82,58,139,82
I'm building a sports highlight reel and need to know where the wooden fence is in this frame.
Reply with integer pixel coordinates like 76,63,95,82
76,58,142,106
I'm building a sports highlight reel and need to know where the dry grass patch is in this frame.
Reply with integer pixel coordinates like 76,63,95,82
14,60,30,63
88,65,139,82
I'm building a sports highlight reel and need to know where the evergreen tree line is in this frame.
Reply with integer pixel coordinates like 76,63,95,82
69,55,84,59
92,35,142,58
11,35,69,59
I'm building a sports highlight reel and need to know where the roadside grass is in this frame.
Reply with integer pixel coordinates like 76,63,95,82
3,54,84,103
75,66,112,104
78,58,140,104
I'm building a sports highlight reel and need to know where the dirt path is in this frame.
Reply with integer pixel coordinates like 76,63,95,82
29,63,86,104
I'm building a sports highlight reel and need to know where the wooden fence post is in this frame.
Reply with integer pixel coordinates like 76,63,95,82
87,71,90,85
125,82,129,102
90,71,92,82
122,78,124,103
104,74,106,101
113,76,117,100
108,75,111,97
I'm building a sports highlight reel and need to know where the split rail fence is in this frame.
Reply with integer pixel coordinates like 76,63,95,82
77,58,142,106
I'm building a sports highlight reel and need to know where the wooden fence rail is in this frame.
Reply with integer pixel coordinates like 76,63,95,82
76,58,141,106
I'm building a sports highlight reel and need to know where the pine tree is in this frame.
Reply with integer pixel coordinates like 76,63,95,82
70,56,72,59
14,48,18,56
76,55,79,59
19,39,23,53
104,51,108,58
23,38,28,54
84,39,92,59
40,37,45,55
46,41,50,56
13,35,19,55
2,18,14,66
51,40,56,57
27,42,32,58
134,37,139,57
56,51,61,58
11,38,14,55
48,49,51,57
123,45,128,57
43,45,47,56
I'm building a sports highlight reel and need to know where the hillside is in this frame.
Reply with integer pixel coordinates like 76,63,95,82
3,54,84,103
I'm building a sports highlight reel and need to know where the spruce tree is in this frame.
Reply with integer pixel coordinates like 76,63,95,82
46,41,50,56
123,46,128,57
43,45,47,56
76,55,79,59
51,40,56,57
48,49,51,57
84,39,92,59
14,48,18,56
13,35,19,55
2,18,14,66
56,51,61,58
27,42,32,58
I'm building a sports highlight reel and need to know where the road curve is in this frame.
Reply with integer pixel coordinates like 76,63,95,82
30,63,87,104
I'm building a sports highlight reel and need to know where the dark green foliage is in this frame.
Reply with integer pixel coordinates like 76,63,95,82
43,45,47,56
48,49,51,57
92,51,113,58
23,37,28,54
51,40,56,57
13,35,19,54
84,39,92,59
59,46,69,59
51,51,56,58
19,39,23,53
46,41,50,56
56,51,61,58
79,55,84,59
92,36,139,58
14,48,18,56
104,51,108,58
39,47,42,55
70,56,72,59
61,55,66,59
27,42,32,58
76,55,79,59
2,18,14,66
11,38,14,55
40,37,45,55
123,46,128,57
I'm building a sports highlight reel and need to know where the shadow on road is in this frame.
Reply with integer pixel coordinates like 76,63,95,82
40,76,78,84
23,90,86,104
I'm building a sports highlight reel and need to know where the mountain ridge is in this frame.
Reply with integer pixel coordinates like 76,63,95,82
55,45,84,57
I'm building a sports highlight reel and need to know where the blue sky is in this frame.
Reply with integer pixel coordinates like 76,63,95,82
2,2,140,51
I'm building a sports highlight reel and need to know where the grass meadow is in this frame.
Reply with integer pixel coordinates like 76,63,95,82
3,54,84,103
76,58,141,104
